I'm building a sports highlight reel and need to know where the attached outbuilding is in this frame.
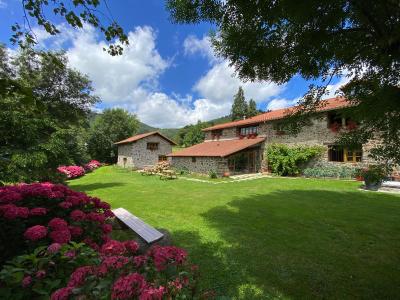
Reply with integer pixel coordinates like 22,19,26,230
115,131,176,169
168,137,266,176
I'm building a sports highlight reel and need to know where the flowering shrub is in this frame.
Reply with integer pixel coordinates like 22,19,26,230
51,240,199,300
0,242,100,299
84,160,102,172
57,166,86,179
0,182,113,263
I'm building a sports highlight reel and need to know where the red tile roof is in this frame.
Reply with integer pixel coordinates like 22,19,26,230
114,131,176,145
203,97,350,131
168,137,265,157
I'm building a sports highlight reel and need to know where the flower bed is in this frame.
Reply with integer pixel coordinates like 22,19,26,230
58,160,103,179
0,183,202,299
84,160,102,172
57,166,86,179
0,182,113,263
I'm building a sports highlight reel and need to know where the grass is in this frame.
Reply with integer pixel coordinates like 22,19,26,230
69,166,400,299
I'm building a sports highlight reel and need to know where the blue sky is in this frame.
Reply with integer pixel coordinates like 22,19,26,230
0,0,347,128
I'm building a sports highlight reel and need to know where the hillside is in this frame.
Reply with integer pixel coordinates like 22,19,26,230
138,115,232,141
137,122,180,140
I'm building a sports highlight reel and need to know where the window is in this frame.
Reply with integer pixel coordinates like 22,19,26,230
328,145,362,162
211,129,222,140
328,145,344,162
158,155,167,162
192,157,196,163
345,149,363,162
327,111,343,127
239,126,259,136
147,142,159,150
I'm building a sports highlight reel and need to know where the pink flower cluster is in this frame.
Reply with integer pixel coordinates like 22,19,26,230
148,245,188,271
84,160,102,171
57,166,85,179
0,182,114,249
50,240,194,300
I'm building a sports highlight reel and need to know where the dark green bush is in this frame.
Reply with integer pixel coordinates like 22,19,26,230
266,144,324,176
209,170,218,179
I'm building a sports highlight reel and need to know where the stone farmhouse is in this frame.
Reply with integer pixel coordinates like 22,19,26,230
115,131,176,169
168,97,379,176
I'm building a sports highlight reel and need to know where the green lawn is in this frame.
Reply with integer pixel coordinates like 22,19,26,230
69,166,400,299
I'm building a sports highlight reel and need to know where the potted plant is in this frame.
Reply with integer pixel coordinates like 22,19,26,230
361,165,387,190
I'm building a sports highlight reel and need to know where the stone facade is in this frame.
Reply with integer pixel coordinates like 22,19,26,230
171,156,227,175
171,111,394,176
117,134,173,169
203,113,379,169
205,127,238,141
260,116,377,168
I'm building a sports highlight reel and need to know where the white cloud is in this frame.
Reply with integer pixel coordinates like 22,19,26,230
325,71,352,97
0,0,7,8
66,25,168,104
183,35,218,63
134,93,231,128
32,27,286,127
194,60,284,104
266,98,300,110
184,35,285,115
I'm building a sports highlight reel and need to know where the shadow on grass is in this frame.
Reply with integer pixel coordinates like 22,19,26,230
68,182,126,192
190,190,400,299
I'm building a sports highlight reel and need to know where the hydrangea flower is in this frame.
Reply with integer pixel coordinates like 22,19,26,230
111,273,146,300
24,225,48,241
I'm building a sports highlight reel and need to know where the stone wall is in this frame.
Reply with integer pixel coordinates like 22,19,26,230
205,127,237,141
170,156,228,175
117,135,173,169
260,115,378,167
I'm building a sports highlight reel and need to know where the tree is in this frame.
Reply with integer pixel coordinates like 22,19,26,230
247,99,258,118
175,120,207,147
88,109,139,163
167,1,400,165
11,0,128,56
231,87,247,120
0,46,97,183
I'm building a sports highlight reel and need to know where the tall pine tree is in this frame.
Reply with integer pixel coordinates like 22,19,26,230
231,87,248,121
247,99,258,118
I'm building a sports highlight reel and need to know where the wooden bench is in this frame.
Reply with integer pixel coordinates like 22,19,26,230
112,208,164,243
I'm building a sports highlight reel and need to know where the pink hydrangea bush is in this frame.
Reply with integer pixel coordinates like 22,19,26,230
0,242,100,299
84,160,102,172
57,166,86,179
0,182,113,263
51,240,199,300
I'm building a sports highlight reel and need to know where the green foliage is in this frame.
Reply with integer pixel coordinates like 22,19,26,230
209,170,218,179
303,164,359,179
88,108,139,163
11,0,128,56
175,120,207,147
0,47,97,183
167,0,400,165
266,144,324,176
361,165,388,186
231,87,247,121
247,99,259,118
0,243,99,299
